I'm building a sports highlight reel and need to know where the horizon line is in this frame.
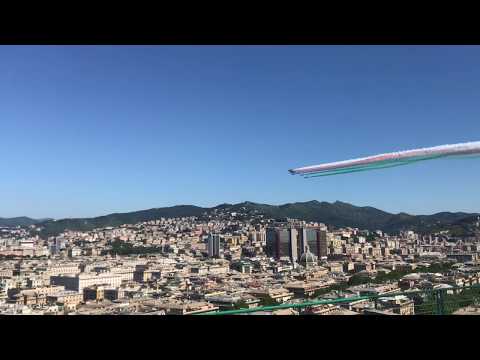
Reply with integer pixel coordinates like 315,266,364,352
2,200,479,222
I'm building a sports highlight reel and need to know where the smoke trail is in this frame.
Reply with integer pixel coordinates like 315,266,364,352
302,154,445,178
302,156,436,178
443,153,480,160
289,141,480,178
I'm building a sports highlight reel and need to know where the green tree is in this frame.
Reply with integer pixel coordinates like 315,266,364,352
234,300,249,310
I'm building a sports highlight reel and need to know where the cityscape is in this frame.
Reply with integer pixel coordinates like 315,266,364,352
1,202,480,315
2,45,480,316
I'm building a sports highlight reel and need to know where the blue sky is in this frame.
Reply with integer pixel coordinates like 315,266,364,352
1,45,480,219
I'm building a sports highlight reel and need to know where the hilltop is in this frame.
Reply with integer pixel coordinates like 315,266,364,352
23,201,479,238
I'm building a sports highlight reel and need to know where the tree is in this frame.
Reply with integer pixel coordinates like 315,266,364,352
234,300,249,310
348,274,370,286
259,297,278,307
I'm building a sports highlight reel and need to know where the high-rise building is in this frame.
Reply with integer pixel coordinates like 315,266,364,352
257,230,266,246
294,227,328,260
266,228,278,259
266,227,300,264
208,234,221,258
297,227,308,256
249,230,266,245
289,228,298,264
306,228,328,259
49,236,66,255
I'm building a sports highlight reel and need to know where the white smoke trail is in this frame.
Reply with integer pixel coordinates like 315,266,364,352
289,141,480,176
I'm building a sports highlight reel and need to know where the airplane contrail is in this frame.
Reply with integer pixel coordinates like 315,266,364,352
289,141,480,178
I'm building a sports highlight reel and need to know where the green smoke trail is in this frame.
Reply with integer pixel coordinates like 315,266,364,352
302,153,447,178
303,161,414,178
443,153,480,160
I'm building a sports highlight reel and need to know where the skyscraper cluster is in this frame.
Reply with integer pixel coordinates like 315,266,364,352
265,226,327,264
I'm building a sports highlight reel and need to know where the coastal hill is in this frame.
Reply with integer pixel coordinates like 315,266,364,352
8,201,477,238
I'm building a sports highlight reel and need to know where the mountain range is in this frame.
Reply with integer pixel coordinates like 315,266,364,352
3,201,478,238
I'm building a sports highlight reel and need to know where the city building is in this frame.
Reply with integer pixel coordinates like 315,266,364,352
266,227,299,264
207,234,221,258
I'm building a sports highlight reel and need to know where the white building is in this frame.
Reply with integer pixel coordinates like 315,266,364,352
50,272,123,293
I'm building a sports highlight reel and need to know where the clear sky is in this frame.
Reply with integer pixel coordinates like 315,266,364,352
2,45,480,219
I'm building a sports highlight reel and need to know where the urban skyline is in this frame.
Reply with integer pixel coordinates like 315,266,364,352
2,45,480,316
2,201,480,315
